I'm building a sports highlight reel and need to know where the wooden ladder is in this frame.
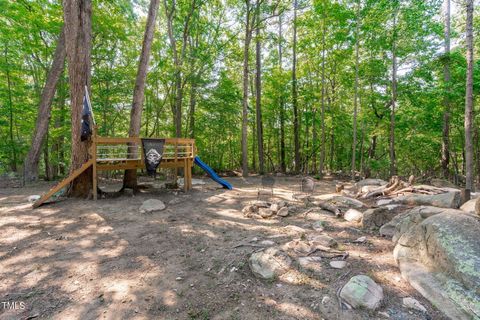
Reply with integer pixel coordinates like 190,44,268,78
33,159,94,208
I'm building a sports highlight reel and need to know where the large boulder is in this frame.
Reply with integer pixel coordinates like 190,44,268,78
390,191,461,209
393,212,480,320
249,248,292,279
355,179,387,188
361,207,398,230
312,194,366,209
430,178,459,189
379,206,463,243
339,275,384,310
460,198,480,216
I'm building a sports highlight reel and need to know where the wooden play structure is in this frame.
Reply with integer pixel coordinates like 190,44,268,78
33,87,196,208
32,129,196,208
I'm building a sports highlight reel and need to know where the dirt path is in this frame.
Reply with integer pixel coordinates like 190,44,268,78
0,177,447,320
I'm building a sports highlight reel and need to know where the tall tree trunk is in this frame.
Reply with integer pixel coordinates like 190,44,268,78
123,0,160,189
24,27,66,182
64,0,92,197
4,46,17,172
174,74,183,137
278,13,286,173
255,0,264,175
441,0,451,179
319,6,326,176
292,0,300,173
241,3,252,177
389,4,398,177
188,82,197,138
351,0,360,180
44,132,51,180
464,0,474,194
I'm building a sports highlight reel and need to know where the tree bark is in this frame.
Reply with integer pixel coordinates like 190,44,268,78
318,5,326,176
351,0,360,180
278,13,286,173
3,46,17,172
188,82,197,138
64,0,92,197
123,0,160,189
389,4,398,177
241,2,253,177
292,0,300,173
464,0,474,193
255,0,264,175
24,27,66,182
441,0,451,179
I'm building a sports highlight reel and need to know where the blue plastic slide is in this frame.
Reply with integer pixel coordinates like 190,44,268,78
194,156,233,190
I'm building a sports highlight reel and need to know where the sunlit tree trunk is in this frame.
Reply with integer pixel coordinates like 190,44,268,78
351,0,360,180
24,27,66,182
464,0,474,194
389,3,398,177
318,5,326,176
441,0,451,179
278,13,286,173
3,46,17,172
64,0,92,197
123,0,160,189
241,1,253,177
292,0,300,173
255,0,264,175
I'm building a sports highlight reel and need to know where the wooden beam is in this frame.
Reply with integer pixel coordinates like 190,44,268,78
33,159,94,208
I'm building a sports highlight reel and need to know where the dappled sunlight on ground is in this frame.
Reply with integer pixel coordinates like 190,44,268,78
0,176,448,319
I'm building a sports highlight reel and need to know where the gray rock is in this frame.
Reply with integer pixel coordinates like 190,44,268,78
298,256,323,273
276,200,287,208
282,225,308,235
355,179,387,188
283,239,313,255
242,205,257,216
402,297,427,313
312,220,327,232
139,199,166,213
270,203,279,213
377,199,393,206
253,200,270,208
313,194,366,209
430,178,459,189
380,206,463,243
340,275,384,310
259,208,274,218
362,207,397,230
393,212,480,320
249,248,292,279
330,260,347,269
344,208,363,222
460,198,477,214
390,191,461,209
276,207,289,217
308,234,337,248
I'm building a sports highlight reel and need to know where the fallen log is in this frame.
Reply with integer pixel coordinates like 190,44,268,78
313,201,342,216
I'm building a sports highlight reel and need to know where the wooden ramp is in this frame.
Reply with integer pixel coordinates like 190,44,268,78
33,159,94,208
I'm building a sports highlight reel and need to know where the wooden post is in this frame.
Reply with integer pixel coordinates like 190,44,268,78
92,126,97,200
184,158,188,192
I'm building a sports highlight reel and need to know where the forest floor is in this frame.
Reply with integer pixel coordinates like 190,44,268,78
0,175,449,320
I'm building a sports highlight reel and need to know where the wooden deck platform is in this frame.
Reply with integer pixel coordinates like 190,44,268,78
33,128,196,208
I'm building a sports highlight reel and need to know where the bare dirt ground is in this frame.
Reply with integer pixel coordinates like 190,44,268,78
0,176,448,320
